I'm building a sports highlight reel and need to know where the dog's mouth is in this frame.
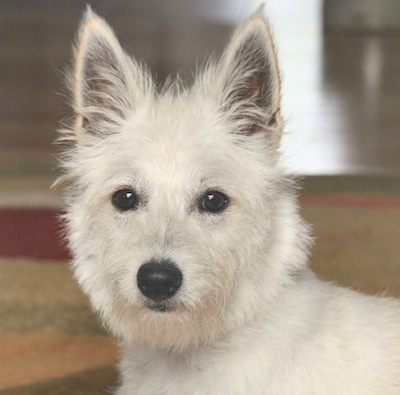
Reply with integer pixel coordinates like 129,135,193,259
145,301,173,313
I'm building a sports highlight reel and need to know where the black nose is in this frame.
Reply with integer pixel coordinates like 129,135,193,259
137,260,183,301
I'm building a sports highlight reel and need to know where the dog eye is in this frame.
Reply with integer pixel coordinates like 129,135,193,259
112,189,139,211
201,191,229,213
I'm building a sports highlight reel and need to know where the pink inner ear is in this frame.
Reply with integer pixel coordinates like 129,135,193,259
214,12,283,134
77,34,126,134
72,12,154,139
221,29,280,134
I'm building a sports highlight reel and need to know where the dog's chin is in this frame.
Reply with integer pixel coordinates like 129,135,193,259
109,295,224,352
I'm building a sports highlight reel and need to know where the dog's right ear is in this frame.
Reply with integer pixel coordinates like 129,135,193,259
71,7,151,138
215,8,283,141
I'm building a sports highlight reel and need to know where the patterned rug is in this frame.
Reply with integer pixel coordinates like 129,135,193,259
1,175,400,394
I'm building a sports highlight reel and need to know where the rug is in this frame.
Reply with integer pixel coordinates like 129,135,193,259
1,175,400,394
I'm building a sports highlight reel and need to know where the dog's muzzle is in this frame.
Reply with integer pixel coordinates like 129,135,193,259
137,260,182,306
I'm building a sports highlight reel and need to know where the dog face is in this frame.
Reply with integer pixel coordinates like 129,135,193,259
60,8,305,351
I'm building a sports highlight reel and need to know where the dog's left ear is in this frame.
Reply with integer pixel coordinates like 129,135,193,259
217,9,283,140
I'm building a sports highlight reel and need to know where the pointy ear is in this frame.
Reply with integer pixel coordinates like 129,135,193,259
72,7,151,138
217,10,283,140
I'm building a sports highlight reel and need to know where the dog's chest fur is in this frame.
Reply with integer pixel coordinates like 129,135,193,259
117,274,400,394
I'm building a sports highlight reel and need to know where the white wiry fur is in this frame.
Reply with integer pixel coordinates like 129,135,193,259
58,6,400,394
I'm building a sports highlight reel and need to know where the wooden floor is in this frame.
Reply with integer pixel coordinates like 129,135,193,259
1,0,400,175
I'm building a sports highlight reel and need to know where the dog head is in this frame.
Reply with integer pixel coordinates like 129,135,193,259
60,7,309,352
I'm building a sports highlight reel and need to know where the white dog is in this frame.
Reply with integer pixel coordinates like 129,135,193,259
59,6,400,394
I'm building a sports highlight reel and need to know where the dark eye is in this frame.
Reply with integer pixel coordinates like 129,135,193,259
201,191,229,213
112,189,139,211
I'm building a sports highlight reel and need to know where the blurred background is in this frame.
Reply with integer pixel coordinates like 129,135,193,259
1,0,400,179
